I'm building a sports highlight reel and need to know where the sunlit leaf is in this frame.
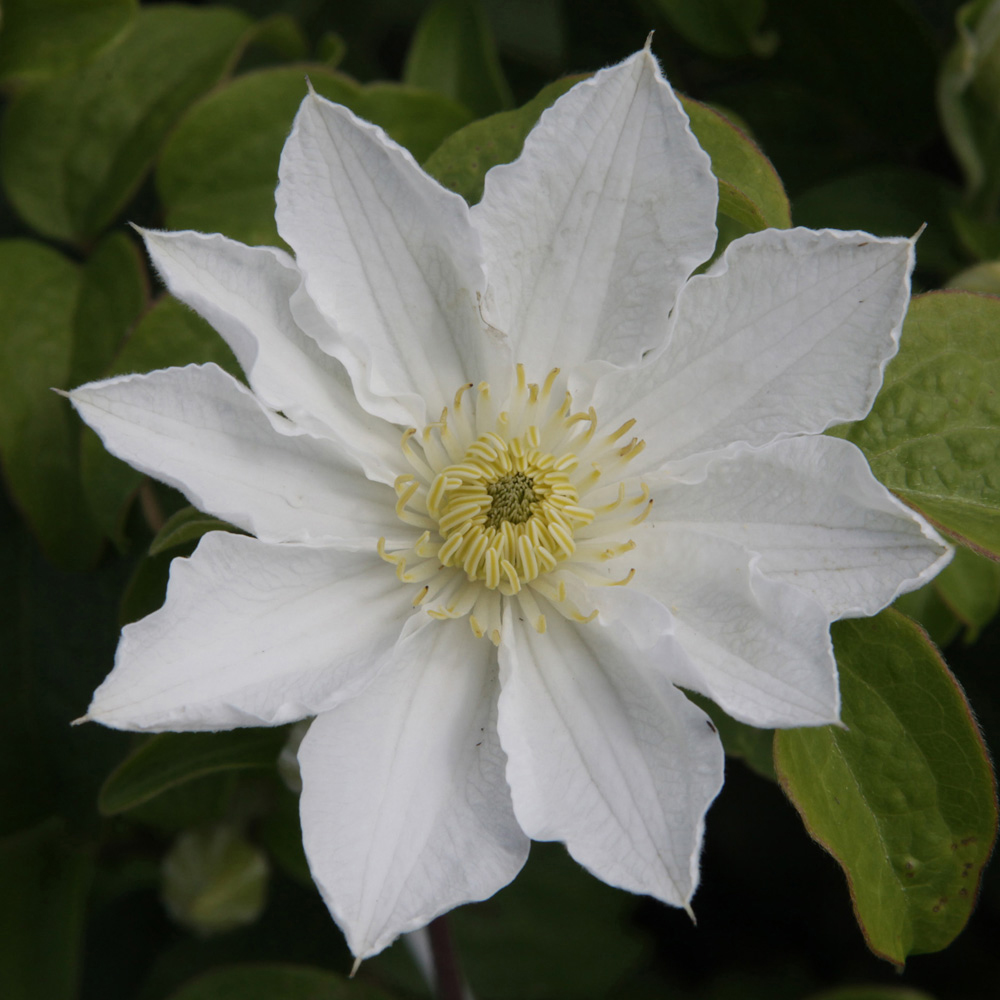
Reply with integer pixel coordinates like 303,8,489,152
680,96,791,232
158,65,472,247
839,292,1000,558
99,729,287,816
0,0,135,83
404,0,513,117
0,4,251,244
775,611,997,964
423,76,581,203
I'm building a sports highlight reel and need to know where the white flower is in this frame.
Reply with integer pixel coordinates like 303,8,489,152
69,46,950,960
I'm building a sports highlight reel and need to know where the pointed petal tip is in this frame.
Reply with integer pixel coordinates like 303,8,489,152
51,386,70,398
684,901,697,925
70,714,92,727
644,30,655,52
349,956,362,979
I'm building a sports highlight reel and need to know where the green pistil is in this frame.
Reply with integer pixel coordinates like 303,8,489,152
485,473,540,528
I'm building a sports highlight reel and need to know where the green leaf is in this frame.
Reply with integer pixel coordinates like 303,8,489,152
0,239,103,568
150,505,244,556
0,820,93,1000
162,826,269,936
939,0,1000,209
157,65,473,247
404,0,513,117
840,292,1000,558
99,729,288,816
946,260,1000,294
650,0,778,58
70,230,148,387
680,96,791,232
0,0,136,83
774,610,997,964
79,295,240,547
893,585,962,650
166,963,396,1000
933,545,1000,640
423,76,581,203
0,4,252,244
793,168,965,278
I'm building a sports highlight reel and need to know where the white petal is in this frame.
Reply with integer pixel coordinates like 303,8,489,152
299,618,528,959
497,611,724,910
649,436,951,618
140,228,402,485
276,91,506,425
69,364,403,546
631,528,840,727
596,228,915,471
473,46,717,374
87,532,414,731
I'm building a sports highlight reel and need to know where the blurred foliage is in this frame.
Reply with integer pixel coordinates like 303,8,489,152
1,2,999,999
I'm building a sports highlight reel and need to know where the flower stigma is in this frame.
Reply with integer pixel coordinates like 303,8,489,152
378,366,652,645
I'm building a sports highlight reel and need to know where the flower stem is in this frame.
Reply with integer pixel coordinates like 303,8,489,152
428,914,464,1000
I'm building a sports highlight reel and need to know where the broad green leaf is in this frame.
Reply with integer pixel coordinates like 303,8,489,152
946,260,1000,294
158,65,472,247
0,0,135,83
99,728,287,815
793,168,965,278
893,585,962,650
840,292,1000,558
423,76,581,203
933,545,1000,640
79,295,240,547
150,505,244,557
167,963,396,1000
162,826,269,936
939,0,1000,209
775,611,997,964
404,0,513,117
0,820,93,1000
0,239,103,568
680,96,791,232
650,0,778,58
0,4,251,244
70,230,148,387
687,692,776,780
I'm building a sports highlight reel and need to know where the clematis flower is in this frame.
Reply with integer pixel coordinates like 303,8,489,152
69,44,950,961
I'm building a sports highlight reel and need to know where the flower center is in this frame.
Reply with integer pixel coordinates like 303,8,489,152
428,429,595,593
378,366,651,644
485,472,538,528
